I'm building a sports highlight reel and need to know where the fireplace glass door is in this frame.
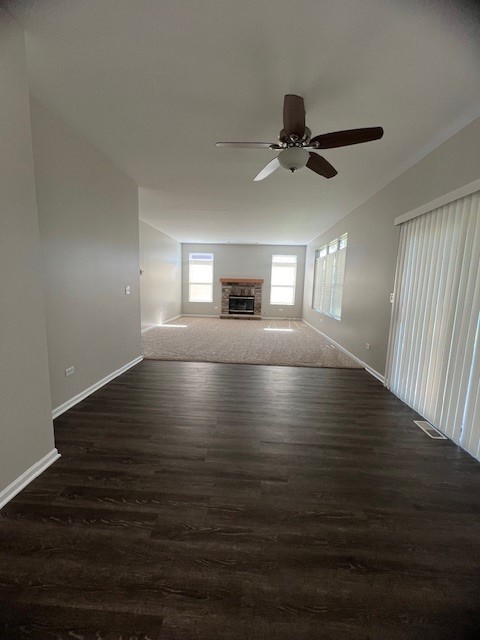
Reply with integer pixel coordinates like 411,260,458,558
229,295,254,315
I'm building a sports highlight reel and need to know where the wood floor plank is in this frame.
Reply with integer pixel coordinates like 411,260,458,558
1,360,480,639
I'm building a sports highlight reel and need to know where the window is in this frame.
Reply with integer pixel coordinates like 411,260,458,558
188,253,214,302
312,234,347,320
270,255,297,305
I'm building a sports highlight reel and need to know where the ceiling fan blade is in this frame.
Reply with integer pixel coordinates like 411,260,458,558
306,153,338,179
310,127,384,149
283,95,305,138
254,157,281,182
216,142,280,149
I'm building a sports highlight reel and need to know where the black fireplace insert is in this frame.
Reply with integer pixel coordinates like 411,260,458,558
229,295,255,315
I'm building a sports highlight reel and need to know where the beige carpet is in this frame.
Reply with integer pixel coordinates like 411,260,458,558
142,316,362,369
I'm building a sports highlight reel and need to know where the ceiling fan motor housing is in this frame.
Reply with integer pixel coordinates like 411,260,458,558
278,147,310,172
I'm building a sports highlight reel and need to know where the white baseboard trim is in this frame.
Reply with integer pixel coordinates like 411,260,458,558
181,314,218,318
0,448,61,509
52,355,143,419
361,364,385,384
301,320,385,384
262,316,302,320
183,314,302,320
141,324,157,333
141,315,183,333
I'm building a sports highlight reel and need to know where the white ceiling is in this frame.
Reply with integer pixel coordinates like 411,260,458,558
7,0,480,244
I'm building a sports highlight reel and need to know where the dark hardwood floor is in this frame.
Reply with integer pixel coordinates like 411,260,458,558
1,360,480,639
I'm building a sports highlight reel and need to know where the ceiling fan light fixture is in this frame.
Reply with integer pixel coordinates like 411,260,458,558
218,95,383,181
278,147,309,172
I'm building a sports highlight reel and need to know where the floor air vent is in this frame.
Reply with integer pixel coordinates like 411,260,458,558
414,420,447,439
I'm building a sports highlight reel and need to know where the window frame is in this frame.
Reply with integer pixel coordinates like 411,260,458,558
312,234,347,321
270,254,297,306
188,252,214,303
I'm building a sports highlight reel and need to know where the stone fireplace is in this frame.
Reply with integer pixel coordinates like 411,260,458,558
220,278,263,320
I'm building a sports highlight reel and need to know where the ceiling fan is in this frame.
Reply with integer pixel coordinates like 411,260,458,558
216,95,383,181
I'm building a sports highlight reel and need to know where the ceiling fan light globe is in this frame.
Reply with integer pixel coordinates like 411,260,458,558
278,148,309,172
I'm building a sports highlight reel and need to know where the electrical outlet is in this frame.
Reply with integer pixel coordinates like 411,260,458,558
125,285,131,295
389,292,394,304
65,366,75,377
365,343,371,351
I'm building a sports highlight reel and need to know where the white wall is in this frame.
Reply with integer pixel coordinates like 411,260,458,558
31,98,142,411
303,116,480,377
182,244,305,318
139,220,181,329
0,10,56,495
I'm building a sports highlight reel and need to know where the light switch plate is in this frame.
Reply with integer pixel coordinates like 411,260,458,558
125,285,131,295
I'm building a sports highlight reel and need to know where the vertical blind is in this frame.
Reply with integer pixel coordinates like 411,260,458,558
312,234,347,320
385,191,480,459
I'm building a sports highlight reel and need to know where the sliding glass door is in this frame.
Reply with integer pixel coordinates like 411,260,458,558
386,190,480,459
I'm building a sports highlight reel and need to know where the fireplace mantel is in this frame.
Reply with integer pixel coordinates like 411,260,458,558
220,278,264,284
220,278,263,320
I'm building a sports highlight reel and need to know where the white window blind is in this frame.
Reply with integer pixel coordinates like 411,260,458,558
386,191,480,460
312,234,347,320
270,255,297,305
188,253,213,302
